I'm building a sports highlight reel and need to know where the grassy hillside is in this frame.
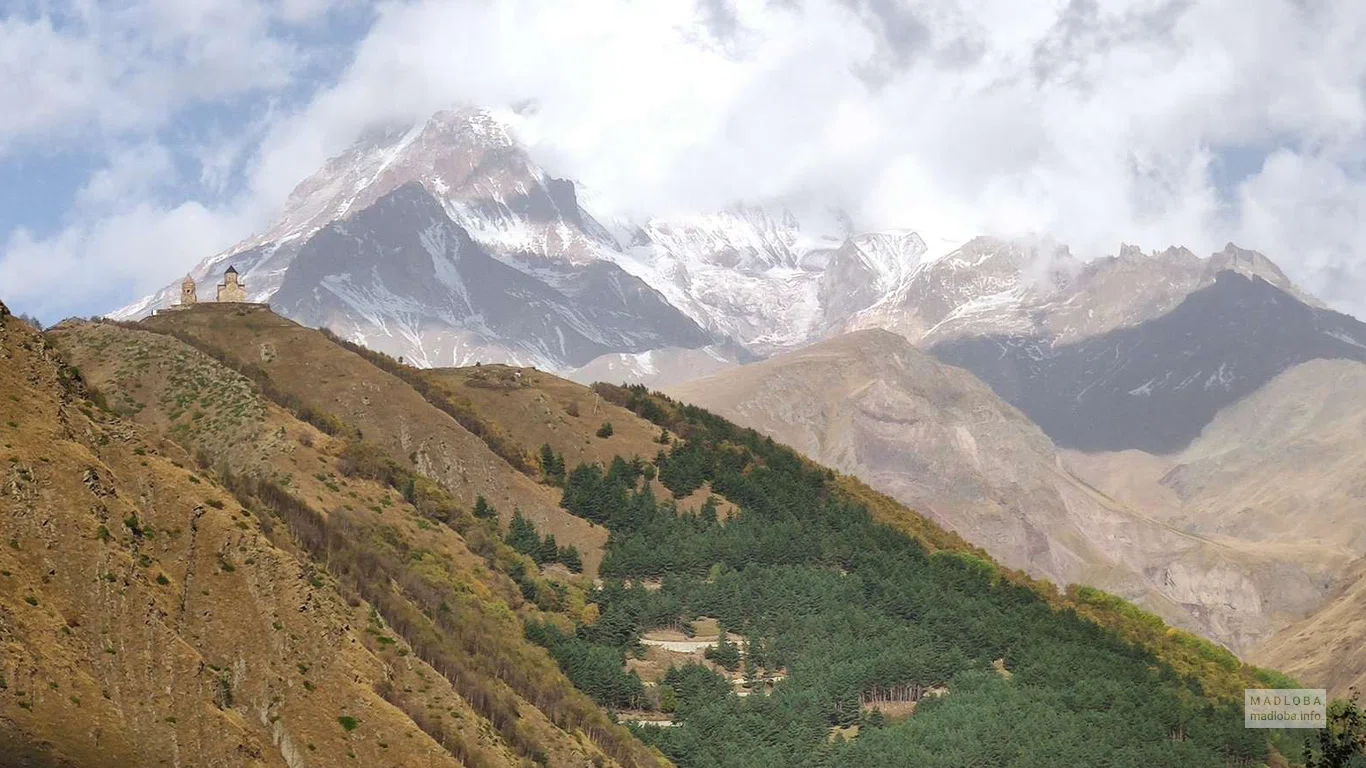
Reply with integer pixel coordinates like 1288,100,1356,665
2,306,496,766
41,311,667,767
136,303,610,576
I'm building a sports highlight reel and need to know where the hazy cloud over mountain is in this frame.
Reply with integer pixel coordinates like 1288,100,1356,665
4,0,1366,321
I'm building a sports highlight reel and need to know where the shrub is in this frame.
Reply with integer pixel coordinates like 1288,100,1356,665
595,422,614,438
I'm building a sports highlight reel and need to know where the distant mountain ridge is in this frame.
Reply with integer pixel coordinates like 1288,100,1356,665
113,107,1340,383
932,271,1366,453
845,238,1321,346
606,207,929,354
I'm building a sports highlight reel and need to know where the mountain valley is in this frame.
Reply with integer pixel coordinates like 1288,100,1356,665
14,104,1365,767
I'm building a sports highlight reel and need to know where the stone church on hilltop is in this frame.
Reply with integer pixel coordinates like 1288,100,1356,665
175,266,250,308
216,266,248,303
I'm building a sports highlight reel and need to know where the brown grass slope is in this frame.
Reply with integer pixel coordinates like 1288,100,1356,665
138,304,609,576
427,365,665,472
47,316,669,767
1254,557,1366,698
0,303,473,767
420,365,735,519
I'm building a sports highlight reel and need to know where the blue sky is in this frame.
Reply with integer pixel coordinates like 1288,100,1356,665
4,0,1366,323
0,0,374,321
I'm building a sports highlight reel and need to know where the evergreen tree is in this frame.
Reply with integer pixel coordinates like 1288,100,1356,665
704,622,741,672
506,509,542,557
472,494,497,519
539,443,566,485
700,496,720,525
657,683,678,713
860,708,886,729
539,533,560,565
558,544,584,573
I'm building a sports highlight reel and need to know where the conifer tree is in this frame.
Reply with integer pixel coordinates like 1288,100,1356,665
539,443,566,485
472,494,497,519
506,509,542,557
539,533,560,565
705,621,741,672
558,544,583,573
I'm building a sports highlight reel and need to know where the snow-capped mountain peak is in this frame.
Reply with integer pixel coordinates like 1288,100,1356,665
116,103,949,369
843,235,1327,349
634,204,839,273
846,230,928,290
112,108,617,321
598,203,929,354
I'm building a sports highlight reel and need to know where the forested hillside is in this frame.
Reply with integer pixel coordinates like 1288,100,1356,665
512,383,1298,767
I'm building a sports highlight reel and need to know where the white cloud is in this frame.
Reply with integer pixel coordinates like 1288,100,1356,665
0,0,352,318
6,0,1366,321
0,201,252,320
0,0,341,155
74,143,176,210
1237,150,1366,316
